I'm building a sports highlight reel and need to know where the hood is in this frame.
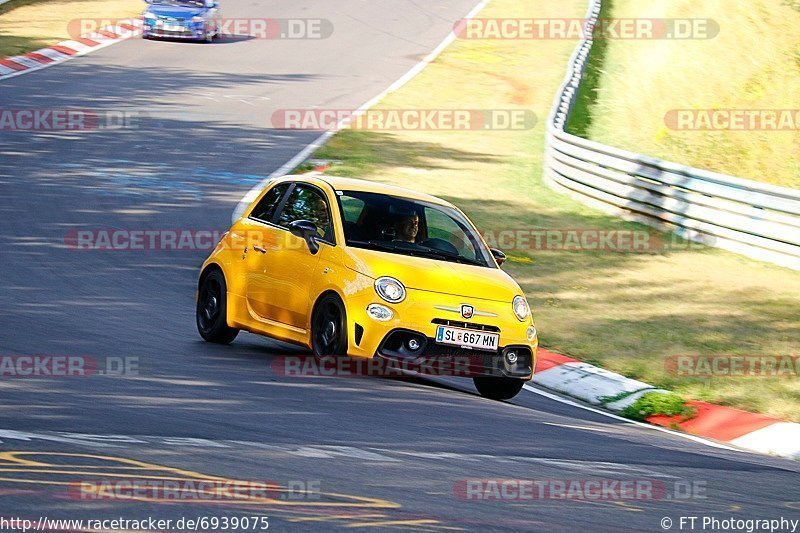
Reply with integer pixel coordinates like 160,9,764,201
146,5,204,18
343,247,520,303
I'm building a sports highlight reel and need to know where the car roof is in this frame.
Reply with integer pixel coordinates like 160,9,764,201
275,174,455,207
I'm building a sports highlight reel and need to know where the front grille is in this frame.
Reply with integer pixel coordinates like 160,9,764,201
431,319,500,333
354,323,364,346
376,329,533,379
423,342,496,357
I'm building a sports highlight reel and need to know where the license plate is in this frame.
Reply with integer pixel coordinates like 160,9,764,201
435,325,499,351
163,23,185,32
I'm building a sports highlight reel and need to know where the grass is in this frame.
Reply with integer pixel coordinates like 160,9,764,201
0,0,140,58
567,0,800,189
622,392,696,421
312,0,800,421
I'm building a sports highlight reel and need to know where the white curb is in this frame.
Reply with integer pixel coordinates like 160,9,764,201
532,361,656,408
729,423,800,461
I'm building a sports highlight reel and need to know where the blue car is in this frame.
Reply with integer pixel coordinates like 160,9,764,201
142,0,222,43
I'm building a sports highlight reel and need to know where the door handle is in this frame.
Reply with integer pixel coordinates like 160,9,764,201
253,246,267,254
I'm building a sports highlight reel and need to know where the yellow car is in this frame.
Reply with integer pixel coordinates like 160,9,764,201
196,175,538,400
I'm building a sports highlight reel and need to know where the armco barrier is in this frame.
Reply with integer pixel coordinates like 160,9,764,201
544,0,800,270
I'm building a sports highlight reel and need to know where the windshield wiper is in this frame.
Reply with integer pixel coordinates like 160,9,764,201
349,240,484,266
415,245,484,266
349,240,443,260
347,239,402,252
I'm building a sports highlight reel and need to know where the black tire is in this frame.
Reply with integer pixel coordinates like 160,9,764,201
311,294,348,357
473,376,525,400
197,269,239,344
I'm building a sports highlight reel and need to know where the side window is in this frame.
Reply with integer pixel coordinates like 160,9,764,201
424,207,478,259
276,185,334,242
249,183,290,223
340,196,365,224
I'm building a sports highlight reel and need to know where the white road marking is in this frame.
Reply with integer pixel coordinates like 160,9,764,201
522,384,744,453
231,0,492,222
0,429,398,461
542,422,612,433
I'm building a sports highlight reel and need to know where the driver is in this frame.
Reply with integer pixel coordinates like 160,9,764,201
393,213,419,243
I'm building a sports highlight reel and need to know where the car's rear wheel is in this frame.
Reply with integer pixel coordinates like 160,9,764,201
473,376,525,400
311,294,348,357
197,269,239,344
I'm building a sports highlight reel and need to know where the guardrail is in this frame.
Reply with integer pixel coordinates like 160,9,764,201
544,0,800,270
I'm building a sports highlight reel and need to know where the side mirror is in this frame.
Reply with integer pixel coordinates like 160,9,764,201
288,220,320,254
490,248,506,266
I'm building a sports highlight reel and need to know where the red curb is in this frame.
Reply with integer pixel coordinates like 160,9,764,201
0,20,138,81
647,401,779,442
74,37,101,47
535,348,579,373
24,52,55,64
0,59,27,71
49,45,78,56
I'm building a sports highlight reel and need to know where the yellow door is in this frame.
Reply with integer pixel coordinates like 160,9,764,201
246,183,335,330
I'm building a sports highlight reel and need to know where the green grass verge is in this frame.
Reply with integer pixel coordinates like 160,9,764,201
310,0,800,421
567,0,800,189
622,392,696,422
0,0,140,57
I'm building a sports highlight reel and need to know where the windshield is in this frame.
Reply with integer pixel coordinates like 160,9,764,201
337,190,494,268
151,0,204,7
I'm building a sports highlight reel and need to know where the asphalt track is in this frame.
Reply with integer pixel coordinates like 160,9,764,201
0,0,799,531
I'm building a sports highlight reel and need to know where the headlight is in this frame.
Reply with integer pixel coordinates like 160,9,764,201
143,12,157,19
191,16,205,23
374,277,406,303
512,295,530,321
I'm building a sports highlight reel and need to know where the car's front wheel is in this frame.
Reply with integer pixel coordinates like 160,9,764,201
197,269,239,344
473,376,525,400
311,294,348,357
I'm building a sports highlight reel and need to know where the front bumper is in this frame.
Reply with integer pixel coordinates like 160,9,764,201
143,22,206,39
376,327,534,379
346,288,537,380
